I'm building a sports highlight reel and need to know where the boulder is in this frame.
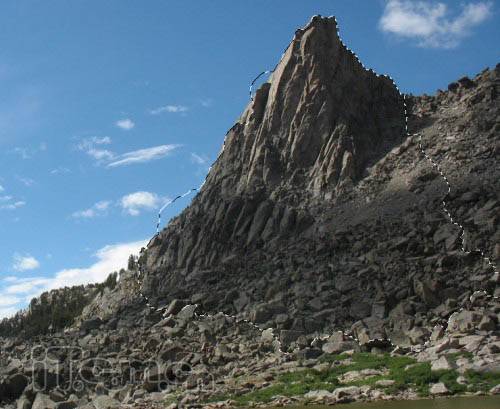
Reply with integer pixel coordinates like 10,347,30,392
92,396,120,409
2,372,28,400
447,310,482,333
32,393,57,409
332,386,361,403
431,355,456,371
430,382,449,395
490,384,500,395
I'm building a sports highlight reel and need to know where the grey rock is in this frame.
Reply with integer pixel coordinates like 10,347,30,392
431,355,456,371
91,396,120,409
430,382,449,395
32,393,57,409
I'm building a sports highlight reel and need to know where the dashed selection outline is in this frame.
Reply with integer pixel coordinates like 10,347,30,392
134,15,498,353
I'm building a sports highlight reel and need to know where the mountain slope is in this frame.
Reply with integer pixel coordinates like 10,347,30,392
79,16,499,349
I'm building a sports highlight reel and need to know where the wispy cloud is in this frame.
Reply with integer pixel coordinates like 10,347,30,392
72,200,111,219
0,200,26,210
16,176,35,187
190,152,209,165
12,254,40,272
199,98,213,108
0,240,146,318
379,0,493,48
116,118,135,130
12,147,30,159
0,185,25,210
10,143,47,159
120,191,165,216
76,136,115,163
107,144,180,168
76,135,180,168
150,105,188,115
50,167,71,175
77,136,112,151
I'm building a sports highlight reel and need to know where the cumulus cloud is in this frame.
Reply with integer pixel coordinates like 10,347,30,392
120,191,163,216
12,254,40,271
0,240,147,318
116,118,135,130
379,0,493,48
150,105,188,115
72,200,111,219
107,144,180,168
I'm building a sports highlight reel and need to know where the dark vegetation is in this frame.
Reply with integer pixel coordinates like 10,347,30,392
0,272,119,338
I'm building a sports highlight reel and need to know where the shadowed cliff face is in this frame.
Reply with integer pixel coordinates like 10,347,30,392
80,16,499,346
145,16,405,273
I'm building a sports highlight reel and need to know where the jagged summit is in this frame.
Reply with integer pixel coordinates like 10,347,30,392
207,15,404,200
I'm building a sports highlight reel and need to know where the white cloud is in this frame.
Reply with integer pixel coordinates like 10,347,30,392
0,195,12,202
0,295,21,307
0,240,147,318
150,105,188,115
12,254,40,271
120,191,163,216
76,136,180,168
87,148,115,161
77,136,112,151
0,307,18,319
50,167,70,175
107,144,180,168
17,176,35,187
0,200,26,210
0,184,4,192
76,136,115,163
379,0,493,48
116,118,135,130
72,200,111,219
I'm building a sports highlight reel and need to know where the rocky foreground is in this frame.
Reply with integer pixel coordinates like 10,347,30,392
1,15,499,409
1,294,500,408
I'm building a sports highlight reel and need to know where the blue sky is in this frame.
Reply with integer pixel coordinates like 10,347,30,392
1,0,498,317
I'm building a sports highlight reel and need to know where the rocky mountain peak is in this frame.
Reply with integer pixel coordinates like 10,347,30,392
205,15,405,202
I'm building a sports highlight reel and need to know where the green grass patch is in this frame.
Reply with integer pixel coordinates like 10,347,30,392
446,351,474,364
203,353,500,405
465,369,500,392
